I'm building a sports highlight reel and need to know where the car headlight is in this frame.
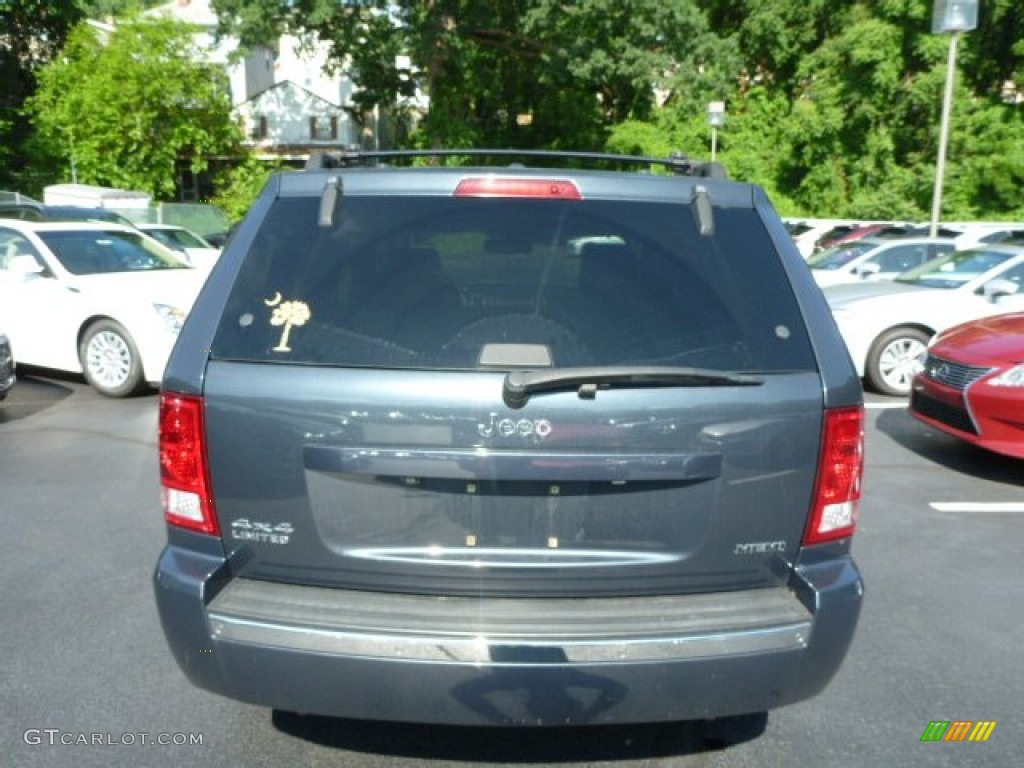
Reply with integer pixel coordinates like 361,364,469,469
989,364,1024,387
153,303,186,334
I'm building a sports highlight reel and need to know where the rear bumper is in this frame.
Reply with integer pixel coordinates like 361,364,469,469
154,547,862,726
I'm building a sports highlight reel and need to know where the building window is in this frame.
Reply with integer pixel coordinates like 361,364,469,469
310,116,339,141
250,115,267,140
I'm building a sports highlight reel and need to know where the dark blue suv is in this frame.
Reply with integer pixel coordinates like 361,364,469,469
155,150,864,727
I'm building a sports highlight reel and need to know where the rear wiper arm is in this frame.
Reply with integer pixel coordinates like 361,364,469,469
502,366,763,409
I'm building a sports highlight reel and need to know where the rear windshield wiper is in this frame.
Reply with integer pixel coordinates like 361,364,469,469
502,366,763,408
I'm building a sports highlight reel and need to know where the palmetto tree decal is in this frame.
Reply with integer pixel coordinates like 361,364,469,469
265,293,311,352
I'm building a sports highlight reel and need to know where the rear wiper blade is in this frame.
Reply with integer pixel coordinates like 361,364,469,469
502,366,763,409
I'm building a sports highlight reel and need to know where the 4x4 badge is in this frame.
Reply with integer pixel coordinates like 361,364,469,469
231,518,294,545
265,293,311,352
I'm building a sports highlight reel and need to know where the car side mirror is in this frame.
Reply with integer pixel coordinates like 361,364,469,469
854,262,881,278
983,278,1019,302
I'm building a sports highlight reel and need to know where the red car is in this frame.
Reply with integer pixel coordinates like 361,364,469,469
910,312,1024,459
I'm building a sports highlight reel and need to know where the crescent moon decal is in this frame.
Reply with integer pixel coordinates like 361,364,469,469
264,292,283,306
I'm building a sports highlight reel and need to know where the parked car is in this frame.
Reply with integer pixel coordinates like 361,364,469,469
0,201,138,227
786,218,857,259
155,149,865,728
814,222,922,252
895,222,1024,250
955,227,1024,249
137,223,221,270
0,220,207,396
899,223,977,239
0,190,40,204
807,236,956,288
0,331,13,400
824,245,1024,396
909,313,1024,459
814,224,887,251
202,228,232,248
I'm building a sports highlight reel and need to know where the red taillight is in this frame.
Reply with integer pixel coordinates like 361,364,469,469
453,177,582,199
804,406,864,546
159,393,219,536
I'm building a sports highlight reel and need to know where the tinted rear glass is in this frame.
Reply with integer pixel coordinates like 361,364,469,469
213,195,816,372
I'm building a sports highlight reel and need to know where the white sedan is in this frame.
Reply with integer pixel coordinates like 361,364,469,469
824,244,1024,396
807,236,956,288
0,220,207,396
137,223,221,271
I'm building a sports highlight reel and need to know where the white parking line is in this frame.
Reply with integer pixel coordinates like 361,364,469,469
864,402,907,410
930,502,1024,513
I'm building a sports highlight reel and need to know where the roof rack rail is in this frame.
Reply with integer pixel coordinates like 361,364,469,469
304,148,728,178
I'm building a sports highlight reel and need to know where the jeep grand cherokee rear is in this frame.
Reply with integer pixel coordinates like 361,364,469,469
155,150,864,726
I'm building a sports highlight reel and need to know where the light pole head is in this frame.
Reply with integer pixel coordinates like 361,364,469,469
707,101,726,128
932,0,978,34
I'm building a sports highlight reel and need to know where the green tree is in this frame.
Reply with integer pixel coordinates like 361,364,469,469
210,0,1022,219
524,0,739,124
944,100,1024,219
0,0,85,190
76,1,166,17
26,15,241,198
211,0,737,150
685,0,1024,220
211,154,287,223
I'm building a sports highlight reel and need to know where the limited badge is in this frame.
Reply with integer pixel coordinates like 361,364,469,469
265,292,311,352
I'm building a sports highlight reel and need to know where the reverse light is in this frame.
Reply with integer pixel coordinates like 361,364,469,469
989,364,1024,387
454,177,582,199
804,406,864,546
159,393,219,535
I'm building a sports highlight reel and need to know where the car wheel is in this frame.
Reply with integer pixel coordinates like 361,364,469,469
79,320,146,397
865,327,931,397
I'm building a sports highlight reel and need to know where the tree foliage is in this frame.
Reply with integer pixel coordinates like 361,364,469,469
694,0,1024,219
26,15,242,199
206,0,1022,219
211,154,287,224
76,1,166,18
8,1,1022,219
211,0,737,150
0,0,85,188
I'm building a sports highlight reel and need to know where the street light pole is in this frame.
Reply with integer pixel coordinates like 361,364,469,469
929,0,978,238
929,32,960,238
67,125,78,184
707,101,725,164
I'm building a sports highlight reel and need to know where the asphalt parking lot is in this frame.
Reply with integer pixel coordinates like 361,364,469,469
2,370,1020,768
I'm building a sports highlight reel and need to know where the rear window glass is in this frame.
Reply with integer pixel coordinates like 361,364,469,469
213,195,816,372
